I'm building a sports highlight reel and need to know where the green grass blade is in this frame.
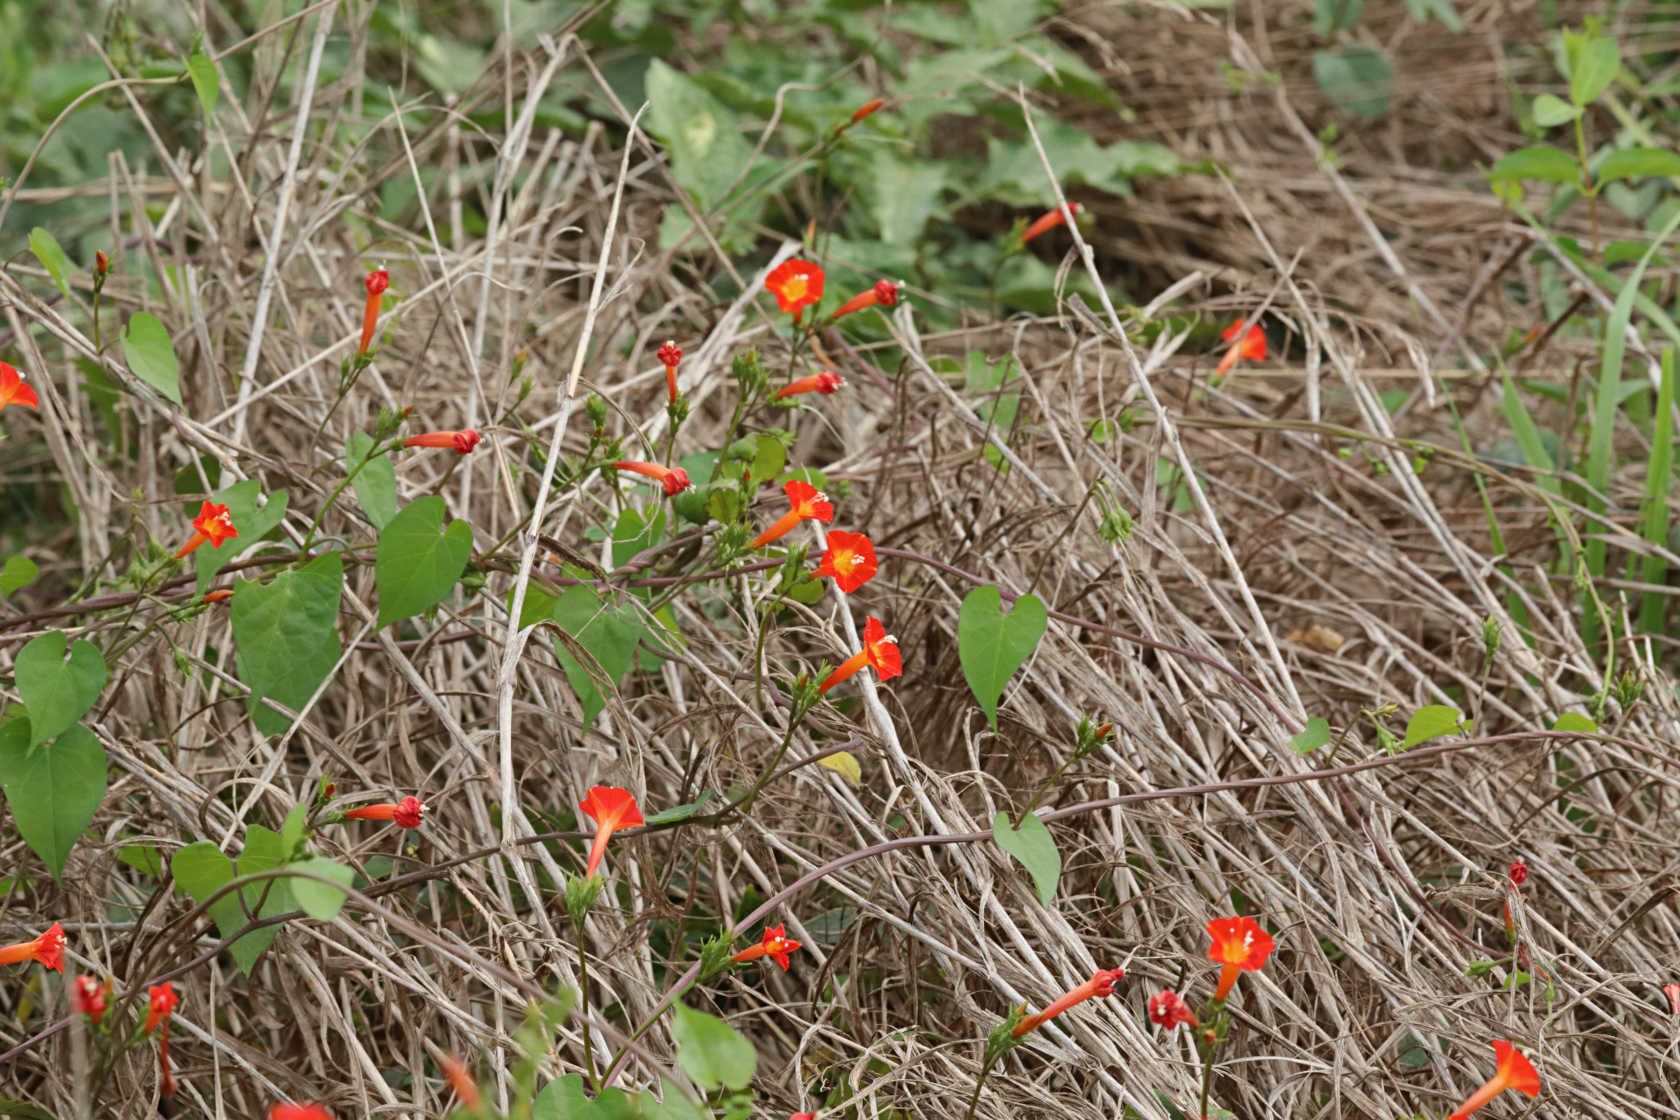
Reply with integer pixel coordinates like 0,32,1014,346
1636,348,1675,637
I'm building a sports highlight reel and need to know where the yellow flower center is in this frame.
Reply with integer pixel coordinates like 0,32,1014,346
783,274,808,302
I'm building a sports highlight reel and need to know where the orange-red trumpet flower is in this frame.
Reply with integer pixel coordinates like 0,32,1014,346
175,501,237,559
0,362,38,412
343,796,426,829
1216,318,1267,375
774,371,843,400
765,259,825,316
658,340,682,403
612,461,690,496
1013,967,1125,1037
360,270,389,356
751,479,833,548
818,616,901,694
1447,1041,1540,1119
819,531,877,593
831,279,900,321
732,924,802,970
404,429,480,454
1020,202,1081,246
0,922,63,971
578,786,643,877
1207,915,1274,1002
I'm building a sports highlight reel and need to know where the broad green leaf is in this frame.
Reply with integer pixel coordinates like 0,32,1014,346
645,791,715,825
973,0,1048,42
171,829,292,974
533,1074,590,1119
233,551,343,735
0,1097,58,1119
645,59,753,211
649,1078,709,1120
869,149,948,244
1314,0,1363,36
347,432,398,529
993,809,1060,905
287,856,353,921
1402,0,1462,30
1551,712,1598,734
1486,146,1579,186
611,506,667,571
1597,147,1680,184
195,480,289,596
958,585,1048,730
552,586,648,731
186,52,218,115
1401,705,1463,749
0,719,105,882
1313,45,1392,119
27,227,74,299
671,1004,756,1091
819,750,862,787
278,802,309,858
1568,35,1619,107
1532,93,1581,127
1289,717,1332,755
14,630,106,748
0,556,39,596
375,497,474,626
120,312,182,405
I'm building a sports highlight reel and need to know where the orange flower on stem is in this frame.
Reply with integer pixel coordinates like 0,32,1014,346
819,531,877,593
1504,860,1526,941
0,361,39,412
0,922,63,971
1020,201,1081,246
774,370,843,400
175,501,238,559
848,97,885,125
831,279,900,321
1147,989,1198,1031
818,616,902,694
765,259,825,318
202,588,234,605
359,269,389,356
145,981,178,1033
1207,915,1275,1002
612,460,690,497
732,924,802,970
1447,1041,1540,1120
750,479,833,548
73,975,109,1024
658,340,682,403
271,1105,333,1120
1216,318,1267,375
343,796,426,829
578,786,644,877
1012,967,1125,1037
1665,983,1680,1015
440,1055,482,1110
404,429,481,455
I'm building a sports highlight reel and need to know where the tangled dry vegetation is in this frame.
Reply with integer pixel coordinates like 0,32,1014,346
2,2,1678,1118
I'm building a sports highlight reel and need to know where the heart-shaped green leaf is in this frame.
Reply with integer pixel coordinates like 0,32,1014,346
28,227,74,299
0,718,106,882
172,826,291,974
376,497,474,626
1402,705,1464,749
993,809,1060,905
958,585,1047,730
233,551,343,736
287,856,353,921
1289,717,1332,755
120,311,182,405
347,432,398,530
195,480,289,595
551,586,649,731
672,1004,757,1091
14,630,107,747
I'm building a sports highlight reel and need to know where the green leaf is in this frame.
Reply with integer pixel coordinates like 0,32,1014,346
347,432,398,530
868,149,949,244
287,856,353,921
1402,0,1462,31
551,586,648,731
0,556,37,597
645,59,753,211
1551,712,1598,734
671,1004,756,1091
1486,146,1579,186
279,802,309,857
992,809,1060,905
1312,45,1392,119
645,791,715,825
1532,93,1581,127
1637,350,1674,634
376,497,474,626
0,1098,58,1119
14,630,107,748
186,52,217,115
533,1075,590,1119
1289,717,1332,755
27,227,74,299
0,719,105,882
233,551,343,736
1597,147,1680,184
195,480,289,596
611,505,667,571
171,829,292,974
120,312,182,405
1314,0,1363,36
649,1078,710,1120
1401,705,1464,749
957,585,1048,731
1569,35,1619,107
